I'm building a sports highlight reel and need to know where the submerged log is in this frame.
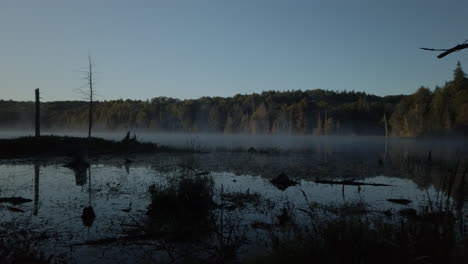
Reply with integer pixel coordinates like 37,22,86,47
0,197,33,205
7,206,25,213
315,179,391,187
71,235,154,246
387,199,412,205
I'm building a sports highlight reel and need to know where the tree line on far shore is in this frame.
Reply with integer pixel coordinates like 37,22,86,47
390,62,467,137
1,63,466,137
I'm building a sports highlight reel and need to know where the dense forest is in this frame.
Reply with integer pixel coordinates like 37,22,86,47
390,62,468,136
1,63,467,137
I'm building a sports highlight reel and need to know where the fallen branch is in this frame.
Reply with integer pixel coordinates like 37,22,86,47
6,206,25,213
314,179,391,186
70,235,153,246
387,198,412,205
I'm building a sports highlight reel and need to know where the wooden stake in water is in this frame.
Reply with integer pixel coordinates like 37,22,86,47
35,88,40,138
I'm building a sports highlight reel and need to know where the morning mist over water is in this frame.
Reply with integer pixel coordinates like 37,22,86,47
1,130,466,156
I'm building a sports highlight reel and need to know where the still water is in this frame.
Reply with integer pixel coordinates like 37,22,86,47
0,134,467,263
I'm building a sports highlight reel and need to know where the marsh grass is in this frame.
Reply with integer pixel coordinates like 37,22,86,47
142,169,249,263
247,209,467,264
0,220,64,264
246,158,468,264
147,173,215,241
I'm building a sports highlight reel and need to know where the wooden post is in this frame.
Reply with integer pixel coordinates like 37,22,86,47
35,88,40,138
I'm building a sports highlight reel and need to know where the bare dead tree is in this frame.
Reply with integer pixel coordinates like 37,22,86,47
87,55,94,138
79,54,96,138
421,39,468,59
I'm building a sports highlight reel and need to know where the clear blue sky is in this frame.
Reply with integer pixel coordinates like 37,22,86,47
1,0,467,101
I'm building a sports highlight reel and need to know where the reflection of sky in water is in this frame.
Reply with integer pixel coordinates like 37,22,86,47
0,149,464,263
0,134,465,263
0,162,439,231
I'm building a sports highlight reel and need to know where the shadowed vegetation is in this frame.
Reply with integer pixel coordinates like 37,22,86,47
0,135,166,158
0,221,64,264
245,214,467,264
146,173,216,241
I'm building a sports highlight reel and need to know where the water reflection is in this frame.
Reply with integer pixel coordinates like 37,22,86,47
0,137,466,263
81,167,96,227
33,163,39,216
74,167,87,186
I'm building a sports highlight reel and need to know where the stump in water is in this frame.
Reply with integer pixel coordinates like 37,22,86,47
247,147,257,154
82,206,96,227
270,173,298,190
122,131,138,143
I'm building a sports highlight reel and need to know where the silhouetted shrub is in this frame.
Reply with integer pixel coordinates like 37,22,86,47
147,174,215,241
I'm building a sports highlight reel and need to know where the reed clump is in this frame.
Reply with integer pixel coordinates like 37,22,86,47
147,173,215,241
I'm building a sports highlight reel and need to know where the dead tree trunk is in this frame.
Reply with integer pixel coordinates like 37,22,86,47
35,88,40,138
88,55,93,138
78,54,96,138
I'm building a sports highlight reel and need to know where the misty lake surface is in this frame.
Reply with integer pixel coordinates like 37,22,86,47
0,133,467,263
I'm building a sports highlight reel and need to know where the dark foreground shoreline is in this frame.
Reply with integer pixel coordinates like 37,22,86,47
0,135,167,159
